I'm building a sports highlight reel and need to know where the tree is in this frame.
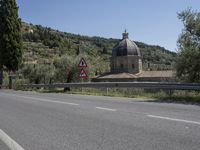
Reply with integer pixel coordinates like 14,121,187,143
0,0,22,87
53,56,78,83
21,64,55,84
176,8,200,82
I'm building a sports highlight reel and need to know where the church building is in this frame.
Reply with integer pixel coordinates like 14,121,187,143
111,30,142,74
93,31,174,82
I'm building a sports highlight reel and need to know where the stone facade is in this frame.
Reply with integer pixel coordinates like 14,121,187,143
111,55,142,74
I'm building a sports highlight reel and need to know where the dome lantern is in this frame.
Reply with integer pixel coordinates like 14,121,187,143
122,29,129,39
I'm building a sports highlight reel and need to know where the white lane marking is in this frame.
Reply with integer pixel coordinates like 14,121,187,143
147,115,200,125
0,129,25,150
20,95,80,106
96,107,117,112
2,93,80,106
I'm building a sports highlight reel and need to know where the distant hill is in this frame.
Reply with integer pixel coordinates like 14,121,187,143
21,22,177,72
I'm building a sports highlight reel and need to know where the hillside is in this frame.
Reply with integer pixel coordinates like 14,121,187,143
5,22,178,85
21,22,176,73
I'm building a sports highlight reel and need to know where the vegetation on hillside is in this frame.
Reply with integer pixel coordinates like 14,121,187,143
2,22,177,85
22,23,176,71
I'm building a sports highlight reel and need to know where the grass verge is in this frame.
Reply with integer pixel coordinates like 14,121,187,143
20,87,200,105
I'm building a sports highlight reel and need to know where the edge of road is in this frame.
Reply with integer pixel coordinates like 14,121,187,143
0,89,155,102
0,129,25,150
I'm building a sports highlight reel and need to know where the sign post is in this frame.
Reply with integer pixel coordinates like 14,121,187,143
78,57,88,79
78,58,88,92
8,71,16,89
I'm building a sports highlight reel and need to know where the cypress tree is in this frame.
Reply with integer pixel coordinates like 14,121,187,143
0,0,22,87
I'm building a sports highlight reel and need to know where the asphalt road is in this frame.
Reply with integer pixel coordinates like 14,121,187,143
0,90,200,150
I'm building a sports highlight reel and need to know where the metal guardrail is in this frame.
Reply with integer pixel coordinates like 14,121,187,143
21,82,200,91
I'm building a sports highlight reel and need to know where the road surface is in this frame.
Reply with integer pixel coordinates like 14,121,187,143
0,90,200,150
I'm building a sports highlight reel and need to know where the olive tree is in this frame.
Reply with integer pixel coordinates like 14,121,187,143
176,9,200,82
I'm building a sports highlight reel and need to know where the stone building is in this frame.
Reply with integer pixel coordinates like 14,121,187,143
111,30,142,74
92,31,174,82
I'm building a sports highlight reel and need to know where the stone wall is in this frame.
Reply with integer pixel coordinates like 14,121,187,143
111,55,142,74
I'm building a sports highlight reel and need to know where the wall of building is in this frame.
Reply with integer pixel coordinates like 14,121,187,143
111,55,142,74
92,76,174,82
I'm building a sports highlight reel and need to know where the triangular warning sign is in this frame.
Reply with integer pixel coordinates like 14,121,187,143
78,58,87,68
79,69,88,78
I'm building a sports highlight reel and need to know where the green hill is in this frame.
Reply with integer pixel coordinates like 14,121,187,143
22,22,176,72
9,22,178,85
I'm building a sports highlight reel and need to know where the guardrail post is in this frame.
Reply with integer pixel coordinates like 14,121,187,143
64,87,70,92
165,89,174,97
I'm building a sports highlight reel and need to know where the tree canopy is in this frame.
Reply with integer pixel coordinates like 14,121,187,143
0,0,22,71
176,9,200,82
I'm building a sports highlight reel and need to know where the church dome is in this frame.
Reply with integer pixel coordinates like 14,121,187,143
112,30,141,57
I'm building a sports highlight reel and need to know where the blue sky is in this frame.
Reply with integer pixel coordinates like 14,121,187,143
16,0,200,51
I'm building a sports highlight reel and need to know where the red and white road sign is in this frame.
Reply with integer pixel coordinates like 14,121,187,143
78,58,87,68
79,69,88,78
